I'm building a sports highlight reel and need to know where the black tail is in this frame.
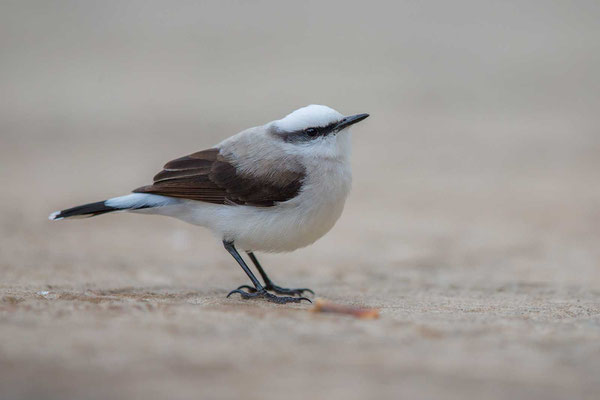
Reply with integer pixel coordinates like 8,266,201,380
49,201,119,220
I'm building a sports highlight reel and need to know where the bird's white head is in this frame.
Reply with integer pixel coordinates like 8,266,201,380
269,105,369,160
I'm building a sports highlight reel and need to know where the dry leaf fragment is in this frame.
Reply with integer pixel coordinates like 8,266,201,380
311,299,379,319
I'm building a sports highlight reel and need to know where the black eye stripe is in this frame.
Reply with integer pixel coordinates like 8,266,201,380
273,120,341,143
304,121,339,136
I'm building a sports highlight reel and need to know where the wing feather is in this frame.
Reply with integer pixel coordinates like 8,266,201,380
133,148,304,207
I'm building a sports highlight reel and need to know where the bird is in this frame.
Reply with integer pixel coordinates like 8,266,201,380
49,105,369,304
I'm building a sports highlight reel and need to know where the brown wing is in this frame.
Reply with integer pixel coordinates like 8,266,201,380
133,148,304,207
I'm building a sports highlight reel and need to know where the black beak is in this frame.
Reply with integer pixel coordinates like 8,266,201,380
334,113,370,131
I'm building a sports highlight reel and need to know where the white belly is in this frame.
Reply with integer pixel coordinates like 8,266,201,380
151,160,352,252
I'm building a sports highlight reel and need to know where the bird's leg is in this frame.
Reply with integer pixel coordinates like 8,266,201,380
223,241,310,304
236,251,314,297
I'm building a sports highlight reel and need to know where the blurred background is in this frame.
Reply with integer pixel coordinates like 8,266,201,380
1,1,599,399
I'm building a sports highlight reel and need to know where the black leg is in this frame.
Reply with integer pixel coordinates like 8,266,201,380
223,241,310,304
223,241,263,290
236,251,314,297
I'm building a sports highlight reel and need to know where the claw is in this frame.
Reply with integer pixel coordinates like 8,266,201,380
297,297,312,304
294,288,315,296
227,289,249,298
235,285,257,293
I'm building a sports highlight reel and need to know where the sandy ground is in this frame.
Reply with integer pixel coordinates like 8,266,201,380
1,2,600,399
2,115,599,400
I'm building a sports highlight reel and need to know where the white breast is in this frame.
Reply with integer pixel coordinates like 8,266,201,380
235,157,352,252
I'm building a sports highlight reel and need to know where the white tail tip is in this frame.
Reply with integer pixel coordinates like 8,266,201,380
48,211,63,221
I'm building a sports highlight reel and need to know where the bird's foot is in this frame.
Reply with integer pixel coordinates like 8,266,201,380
236,284,314,297
227,287,311,304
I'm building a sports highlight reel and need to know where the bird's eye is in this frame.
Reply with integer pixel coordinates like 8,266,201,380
305,128,318,137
